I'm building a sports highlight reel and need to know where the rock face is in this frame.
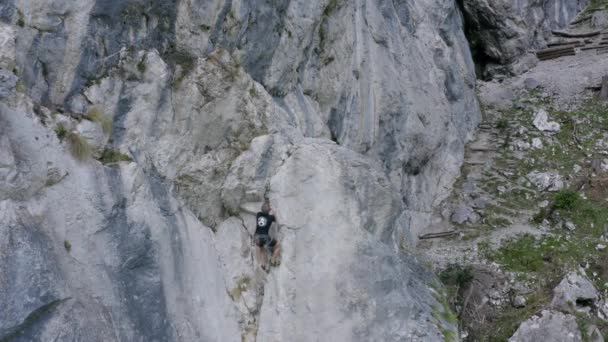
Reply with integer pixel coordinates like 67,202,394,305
0,0,479,341
533,109,561,132
527,171,565,192
461,0,589,78
509,310,582,342
552,272,598,312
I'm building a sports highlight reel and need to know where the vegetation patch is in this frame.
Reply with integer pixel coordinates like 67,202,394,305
580,0,608,17
64,240,71,252
229,276,251,301
430,281,459,342
17,9,25,27
137,56,146,74
86,106,112,135
467,289,551,342
54,123,68,140
496,118,509,130
67,132,91,161
164,47,196,86
98,148,132,165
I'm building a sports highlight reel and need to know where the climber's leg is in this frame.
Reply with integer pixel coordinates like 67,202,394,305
255,235,268,271
269,239,281,266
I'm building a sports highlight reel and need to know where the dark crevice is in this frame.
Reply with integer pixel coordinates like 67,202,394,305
455,0,502,80
575,298,594,307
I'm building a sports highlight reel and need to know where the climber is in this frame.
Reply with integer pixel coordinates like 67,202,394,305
254,200,281,271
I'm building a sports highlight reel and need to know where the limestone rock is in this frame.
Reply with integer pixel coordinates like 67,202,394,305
472,198,488,209
451,205,475,224
513,295,527,308
564,221,577,231
592,11,608,29
74,119,108,157
527,171,564,191
533,109,561,132
551,272,598,312
0,69,16,100
587,325,605,342
478,82,515,110
524,78,540,90
532,137,543,149
509,310,582,342
514,140,531,150
0,0,480,340
461,0,587,78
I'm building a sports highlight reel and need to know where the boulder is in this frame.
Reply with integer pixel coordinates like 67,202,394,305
509,310,581,342
551,272,598,312
514,140,531,150
524,78,540,90
472,198,488,209
527,171,564,191
563,221,576,231
533,109,561,132
513,295,526,308
532,137,543,149
451,205,475,224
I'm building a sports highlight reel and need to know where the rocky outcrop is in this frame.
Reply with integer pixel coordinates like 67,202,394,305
461,0,589,78
509,310,582,342
0,0,479,340
552,271,599,312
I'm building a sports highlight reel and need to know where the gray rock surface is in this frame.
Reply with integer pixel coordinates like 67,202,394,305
513,295,527,308
461,0,588,78
524,78,540,90
533,109,561,132
0,0,479,341
551,271,598,312
509,310,582,342
592,11,608,29
451,205,475,224
527,171,564,191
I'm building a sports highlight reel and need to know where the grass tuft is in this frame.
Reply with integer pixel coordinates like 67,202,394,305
54,123,68,140
86,106,112,135
98,148,132,165
67,132,91,161
229,276,251,301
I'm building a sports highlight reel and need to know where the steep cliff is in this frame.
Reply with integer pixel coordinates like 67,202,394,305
460,0,589,78
0,0,479,341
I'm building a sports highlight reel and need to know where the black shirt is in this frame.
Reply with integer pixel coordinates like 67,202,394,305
255,212,275,235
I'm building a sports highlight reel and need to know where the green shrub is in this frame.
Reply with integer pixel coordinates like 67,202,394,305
64,240,71,252
54,123,68,140
137,57,146,73
98,148,132,164
67,132,91,161
496,119,509,130
553,190,580,211
249,86,257,98
86,106,112,135
17,10,25,27
439,263,474,288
